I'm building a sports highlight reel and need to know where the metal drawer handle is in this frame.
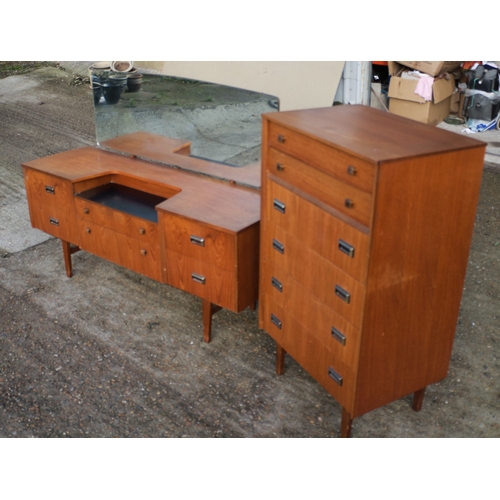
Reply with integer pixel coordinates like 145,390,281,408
139,228,146,235
335,285,351,304
272,239,285,254
347,165,357,176
328,367,343,386
49,217,59,226
273,199,286,214
45,186,55,194
140,249,147,256
191,273,206,285
331,326,346,346
83,208,89,215
277,134,286,143
344,199,355,209
276,163,285,172
190,235,205,247
85,228,91,234
338,239,355,258
271,277,283,293
270,313,282,329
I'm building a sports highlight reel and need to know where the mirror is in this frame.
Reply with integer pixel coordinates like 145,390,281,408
90,66,279,175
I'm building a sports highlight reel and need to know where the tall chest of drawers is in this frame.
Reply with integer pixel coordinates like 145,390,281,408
258,105,486,437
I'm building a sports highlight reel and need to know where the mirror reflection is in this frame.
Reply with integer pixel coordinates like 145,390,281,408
91,66,279,168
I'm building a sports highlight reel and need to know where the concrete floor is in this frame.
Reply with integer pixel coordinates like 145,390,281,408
1,63,499,439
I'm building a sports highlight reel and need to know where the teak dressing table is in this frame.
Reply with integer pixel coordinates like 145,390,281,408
22,132,260,342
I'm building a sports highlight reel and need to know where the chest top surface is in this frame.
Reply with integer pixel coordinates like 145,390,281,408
263,105,485,164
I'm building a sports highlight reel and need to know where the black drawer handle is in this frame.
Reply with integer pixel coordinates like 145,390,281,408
328,367,343,386
277,134,286,143
191,273,206,285
273,199,286,214
49,217,59,226
347,166,357,176
344,199,355,209
45,186,55,194
331,326,346,346
271,277,283,293
272,239,285,254
190,235,205,247
338,239,355,258
270,313,282,329
276,163,285,172
335,285,351,304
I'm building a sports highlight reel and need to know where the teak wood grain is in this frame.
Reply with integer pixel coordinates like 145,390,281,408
259,105,486,437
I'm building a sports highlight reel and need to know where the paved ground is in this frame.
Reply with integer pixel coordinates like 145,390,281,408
0,63,499,438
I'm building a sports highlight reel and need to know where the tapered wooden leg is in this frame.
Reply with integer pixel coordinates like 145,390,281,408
276,344,286,375
340,408,353,438
202,299,222,343
61,240,73,278
61,240,81,278
412,387,426,412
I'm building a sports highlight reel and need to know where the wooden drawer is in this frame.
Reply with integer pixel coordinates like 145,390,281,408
23,168,74,209
29,203,79,244
74,197,158,244
164,250,237,311
262,217,367,285
260,294,356,410
264,180,369,282
162,214,236,272
262,231,365,329
261,261,361,368
266,148,372,226
267,121,375,194
78,219,161,281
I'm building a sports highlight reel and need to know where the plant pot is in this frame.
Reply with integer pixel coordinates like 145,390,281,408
92,82,102,105
127,73,143,92
111,61,133,73
102,83,123,104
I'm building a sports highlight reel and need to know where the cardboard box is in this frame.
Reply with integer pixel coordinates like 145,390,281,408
396,61,463,77
388,74,456,125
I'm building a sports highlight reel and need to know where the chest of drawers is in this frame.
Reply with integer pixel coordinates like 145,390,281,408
259,105,486,437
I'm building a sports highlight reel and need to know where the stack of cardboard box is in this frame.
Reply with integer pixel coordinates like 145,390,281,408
387,61,463,126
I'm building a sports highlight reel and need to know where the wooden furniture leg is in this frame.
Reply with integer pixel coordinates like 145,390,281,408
202,299,222,343
412,387,426,412
61,240,81,278
276,344,286,375
340,408,353,438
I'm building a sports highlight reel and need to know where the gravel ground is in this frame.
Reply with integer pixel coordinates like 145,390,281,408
0,63,499,439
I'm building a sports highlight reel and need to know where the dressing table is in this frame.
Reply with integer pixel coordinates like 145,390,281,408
22,74,274,341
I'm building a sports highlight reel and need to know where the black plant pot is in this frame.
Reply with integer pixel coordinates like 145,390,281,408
102,83,123,104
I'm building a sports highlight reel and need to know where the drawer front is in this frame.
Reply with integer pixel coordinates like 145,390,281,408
262,218,367,284
262,231,365,329
162,214,236,272
74,197,158,243
29,203,79,244
267,121,375,194
265,180,369,282
261,261,361,367
164,250,237,311
260,294,356,410
266,148,372,226
24,168,74,209
78,220,161,281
